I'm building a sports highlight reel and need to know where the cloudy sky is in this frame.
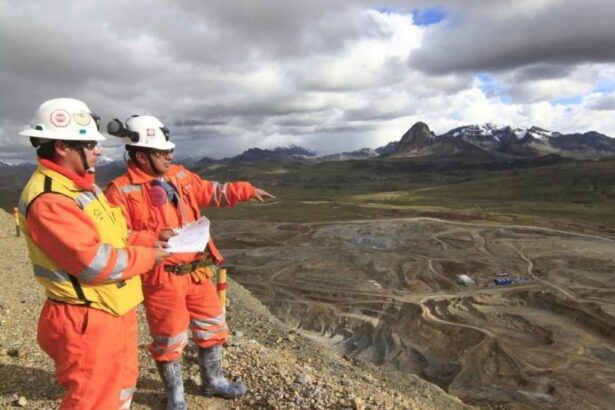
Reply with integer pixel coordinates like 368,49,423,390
1,0,614,162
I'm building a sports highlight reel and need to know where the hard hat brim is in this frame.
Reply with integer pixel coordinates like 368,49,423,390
125,139,176,150
19,127,106,141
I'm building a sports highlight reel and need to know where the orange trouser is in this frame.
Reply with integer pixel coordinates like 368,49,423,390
37,300,138,410
143,270,228,362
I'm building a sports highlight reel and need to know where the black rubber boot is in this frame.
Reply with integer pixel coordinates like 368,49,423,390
156,360,186,410
198,345,247,399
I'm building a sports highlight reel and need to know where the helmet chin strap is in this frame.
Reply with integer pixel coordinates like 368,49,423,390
146,152,164,176
77,146,95,174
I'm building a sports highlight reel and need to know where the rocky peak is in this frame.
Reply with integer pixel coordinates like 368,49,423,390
396,122,437,152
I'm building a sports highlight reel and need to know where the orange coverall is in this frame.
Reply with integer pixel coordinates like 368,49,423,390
27,162,155,410
106,161,256,362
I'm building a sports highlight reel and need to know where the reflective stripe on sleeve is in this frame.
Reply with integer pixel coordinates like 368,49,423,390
210,181,221,206
78,243,112,282
209,181,229,207
220,183,229,206
108,249,128,281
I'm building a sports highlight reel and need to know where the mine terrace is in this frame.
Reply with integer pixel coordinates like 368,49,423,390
214,217,615,409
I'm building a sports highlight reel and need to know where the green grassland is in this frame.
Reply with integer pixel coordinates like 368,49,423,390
3,156,614,233
200,157,615,232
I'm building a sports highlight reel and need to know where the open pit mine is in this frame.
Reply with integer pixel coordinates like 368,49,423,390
213,217,615,410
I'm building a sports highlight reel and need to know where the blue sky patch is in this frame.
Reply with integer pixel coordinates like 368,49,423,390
551,95,582,106
477,74,512,102
412,8,447,26
478,74,498,93
477,73,510,95
594,79,615,93
373,6,446,26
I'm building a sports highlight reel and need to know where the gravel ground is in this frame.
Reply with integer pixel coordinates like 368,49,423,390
0,209,472,410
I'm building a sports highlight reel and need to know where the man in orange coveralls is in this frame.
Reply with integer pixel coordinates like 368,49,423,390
105,115,274,409
17,98,168,409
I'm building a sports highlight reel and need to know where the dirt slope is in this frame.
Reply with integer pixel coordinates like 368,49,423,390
0,209,471,409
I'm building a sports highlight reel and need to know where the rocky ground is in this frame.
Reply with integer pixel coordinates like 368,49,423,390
0,209,472,410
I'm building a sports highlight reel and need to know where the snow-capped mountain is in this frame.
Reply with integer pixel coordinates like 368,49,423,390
389,122,615,159
442,124,553,146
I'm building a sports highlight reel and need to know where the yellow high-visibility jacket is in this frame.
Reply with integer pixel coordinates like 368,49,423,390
18,165,153,316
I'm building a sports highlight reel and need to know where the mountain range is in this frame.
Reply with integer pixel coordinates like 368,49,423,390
191,121,615,164
390,122,615,159
2,122,614,172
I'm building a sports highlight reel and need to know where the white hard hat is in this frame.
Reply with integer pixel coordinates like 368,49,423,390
19,98,105,141
108,115,175,151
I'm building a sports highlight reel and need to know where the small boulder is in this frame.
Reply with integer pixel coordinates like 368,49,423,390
13,396,28,407
294,373,311,385
7,348,22,358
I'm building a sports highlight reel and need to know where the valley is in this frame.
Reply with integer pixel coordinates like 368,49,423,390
212,217,615,409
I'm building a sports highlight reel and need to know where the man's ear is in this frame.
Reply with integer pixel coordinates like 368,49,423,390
54,140,70,160
135,150,148,165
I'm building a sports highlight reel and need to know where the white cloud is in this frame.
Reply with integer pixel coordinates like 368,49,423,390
0,0,614,163
585,91,615,111
509,78,594,103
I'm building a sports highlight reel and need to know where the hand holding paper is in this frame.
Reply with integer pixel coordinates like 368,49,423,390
165,216,210,253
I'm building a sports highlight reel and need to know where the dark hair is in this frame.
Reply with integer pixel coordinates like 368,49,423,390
31,138,57,160
126,144,146,162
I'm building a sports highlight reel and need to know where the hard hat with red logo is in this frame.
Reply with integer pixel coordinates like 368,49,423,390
107,115,175,151
19,98,105,142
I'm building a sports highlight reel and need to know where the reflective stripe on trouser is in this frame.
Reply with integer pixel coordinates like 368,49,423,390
144,271,229,362
119,387,136,410
191,312,229,343
37,301,138,410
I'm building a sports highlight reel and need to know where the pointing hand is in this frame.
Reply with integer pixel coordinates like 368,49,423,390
253,188,275,202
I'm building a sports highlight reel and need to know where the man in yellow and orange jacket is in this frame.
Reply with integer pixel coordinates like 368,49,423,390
18,98,168,410
105,115,274,409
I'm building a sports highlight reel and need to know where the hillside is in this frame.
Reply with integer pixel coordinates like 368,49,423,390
196,156,615,235
0,210,470,410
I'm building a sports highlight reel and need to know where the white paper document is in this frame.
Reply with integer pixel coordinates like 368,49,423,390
166,216,211,253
